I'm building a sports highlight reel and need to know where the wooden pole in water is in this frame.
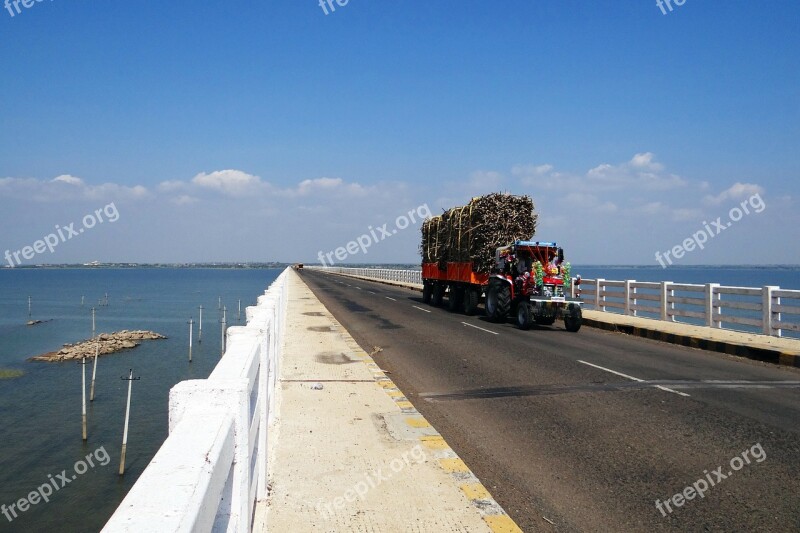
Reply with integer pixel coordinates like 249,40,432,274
238,299,241,322
28,296,31,319
221,306,227,356
119,369,139,476
81,357,87,441
188,318,194,363
90,342,98,401
91,307,96,339
198,305,203,343
218,296,221,310
81,295,85,307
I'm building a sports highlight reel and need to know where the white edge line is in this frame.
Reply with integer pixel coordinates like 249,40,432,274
385,296,397,301
412,305,431,313
461,322,499,335
576,360,690,397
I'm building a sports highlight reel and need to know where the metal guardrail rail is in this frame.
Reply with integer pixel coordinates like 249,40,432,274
309,267,800,338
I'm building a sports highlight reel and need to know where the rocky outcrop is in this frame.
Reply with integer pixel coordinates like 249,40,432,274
30,330,167,362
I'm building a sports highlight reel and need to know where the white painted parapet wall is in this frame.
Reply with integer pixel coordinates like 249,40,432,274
309,266,800,338
102,268,289,533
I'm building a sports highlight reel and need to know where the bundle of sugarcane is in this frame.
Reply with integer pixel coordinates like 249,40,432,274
420,193,537,273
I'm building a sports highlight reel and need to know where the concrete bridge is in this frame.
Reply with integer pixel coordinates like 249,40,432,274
102,267,800,532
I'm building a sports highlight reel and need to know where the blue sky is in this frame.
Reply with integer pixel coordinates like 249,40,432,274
1,0,798,266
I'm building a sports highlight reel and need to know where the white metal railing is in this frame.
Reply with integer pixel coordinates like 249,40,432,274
307,266,422,285
309,267,799,338
580,278,800,338
102,268,290,533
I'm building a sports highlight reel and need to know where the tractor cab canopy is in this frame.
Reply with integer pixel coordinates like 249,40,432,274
495,241,564,275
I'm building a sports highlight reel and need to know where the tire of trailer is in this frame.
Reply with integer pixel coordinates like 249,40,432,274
432,283,445,307
517,302,532,330
464,288,480,316
422,282,433,304
564,305,582,332
447,285,464,312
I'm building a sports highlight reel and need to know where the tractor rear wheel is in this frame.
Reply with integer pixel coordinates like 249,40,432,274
486,283,511,322
517,302,532,330
564,305,582,332
464,288,480,316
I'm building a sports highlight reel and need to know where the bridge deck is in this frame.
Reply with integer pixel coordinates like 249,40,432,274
254,270,519,532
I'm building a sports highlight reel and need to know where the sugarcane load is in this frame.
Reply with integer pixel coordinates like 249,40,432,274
420,193,583,332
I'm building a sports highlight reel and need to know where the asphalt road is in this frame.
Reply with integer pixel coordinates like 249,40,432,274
298,270,800,533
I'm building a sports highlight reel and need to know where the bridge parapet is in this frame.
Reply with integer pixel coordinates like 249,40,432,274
102,268,289,533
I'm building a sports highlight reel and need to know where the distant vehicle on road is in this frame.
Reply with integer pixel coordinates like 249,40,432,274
420,194,582,331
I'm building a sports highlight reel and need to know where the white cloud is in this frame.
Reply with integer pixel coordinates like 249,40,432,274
704,182,765,205
467,170,504,190
585,153,686,191
172,195,199,205
0,175,148,202
52,174,85,186
191,169,264,197
512,164,553,177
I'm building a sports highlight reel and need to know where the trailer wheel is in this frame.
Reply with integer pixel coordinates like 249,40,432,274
564,305,582,332
517,302,532,330
447,286,464,312
486,283,510,322
422,283,433,304
464,288,480,316
432,283,445,307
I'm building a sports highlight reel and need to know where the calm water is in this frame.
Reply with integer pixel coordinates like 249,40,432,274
0,268,281,533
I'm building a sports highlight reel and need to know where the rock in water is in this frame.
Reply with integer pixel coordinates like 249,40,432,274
29,330,167,362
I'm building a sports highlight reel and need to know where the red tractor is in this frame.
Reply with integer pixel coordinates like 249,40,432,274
484,241,583,332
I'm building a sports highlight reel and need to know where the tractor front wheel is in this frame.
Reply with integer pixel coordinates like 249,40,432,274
564,305,582,333
517,302,532,330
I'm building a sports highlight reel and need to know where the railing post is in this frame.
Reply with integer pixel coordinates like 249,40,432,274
624,280,636,316
660,282,671,321
596,279,605,312
169,379,250,532
763,286,779,336
705,283,720,328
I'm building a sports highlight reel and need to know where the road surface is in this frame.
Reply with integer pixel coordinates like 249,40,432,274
299,269,800,532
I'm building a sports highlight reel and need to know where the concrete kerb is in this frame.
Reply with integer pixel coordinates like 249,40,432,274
580,315,800,367
312,271,800,369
